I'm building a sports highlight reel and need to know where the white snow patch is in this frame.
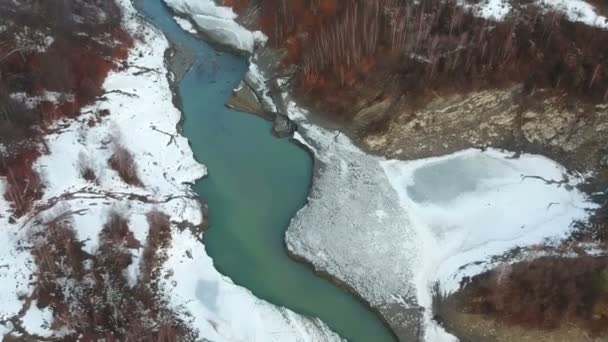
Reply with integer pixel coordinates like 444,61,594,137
174,16,197,34
0,323,13,338
0,177,35,330
21,303,53,337
164,0,267,53
10,91,74,109
244,62,277,112
460,0,608,27
282,96,596,342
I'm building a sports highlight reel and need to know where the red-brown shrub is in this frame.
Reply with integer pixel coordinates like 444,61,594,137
456,256,608,335
141,211,172,287
108,145,144,187
256,0,608,121
26,212,195,340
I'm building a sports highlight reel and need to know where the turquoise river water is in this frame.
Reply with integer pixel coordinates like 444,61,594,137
139,2,395,341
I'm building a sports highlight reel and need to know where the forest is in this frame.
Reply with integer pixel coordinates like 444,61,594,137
226,0,608,121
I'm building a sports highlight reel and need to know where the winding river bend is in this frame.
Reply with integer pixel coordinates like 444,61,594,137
139,1,395,341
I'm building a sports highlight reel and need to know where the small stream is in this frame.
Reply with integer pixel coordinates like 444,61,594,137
138,1,395,341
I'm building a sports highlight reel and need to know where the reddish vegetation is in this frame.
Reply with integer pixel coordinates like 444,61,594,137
587,0,608,17
141,211,173,292
108,145,144,187
0,149,42,217
0,0,133,216
222,0,250,15
570,202,608,249
245,0,608,121
455,256,608,335
27,212,194,340
81,167,97,183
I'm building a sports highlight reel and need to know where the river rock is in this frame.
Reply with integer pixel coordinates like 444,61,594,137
271,112,295,138
227,81,267,117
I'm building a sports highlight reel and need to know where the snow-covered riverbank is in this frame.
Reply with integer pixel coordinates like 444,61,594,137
0,1,341,340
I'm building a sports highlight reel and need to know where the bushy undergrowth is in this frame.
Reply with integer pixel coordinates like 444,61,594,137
456,256,608,335
242,0,608,120
0,0,133,216
27,211,195,341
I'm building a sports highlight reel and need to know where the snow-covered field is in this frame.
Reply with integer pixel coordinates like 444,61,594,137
0,1,341,340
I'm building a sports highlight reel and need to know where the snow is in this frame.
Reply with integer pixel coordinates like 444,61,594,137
164,0,267,53
10,91,74,109
537,0,608,28
21,303,53,338
465,0,608,28
288,108,417,307
243,62,277,112
285,100,595,341
381,149,595,341
0,0,340,340
164,228,342,342
480,0,511,19
0,178,35,329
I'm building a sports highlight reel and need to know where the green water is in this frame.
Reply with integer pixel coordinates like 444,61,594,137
139,2,395,341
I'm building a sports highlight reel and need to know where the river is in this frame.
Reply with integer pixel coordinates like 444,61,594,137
137,1,395,341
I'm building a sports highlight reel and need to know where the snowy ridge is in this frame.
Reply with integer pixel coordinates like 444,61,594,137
467,0,608,28
164,0,267,53
0,1,340,340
